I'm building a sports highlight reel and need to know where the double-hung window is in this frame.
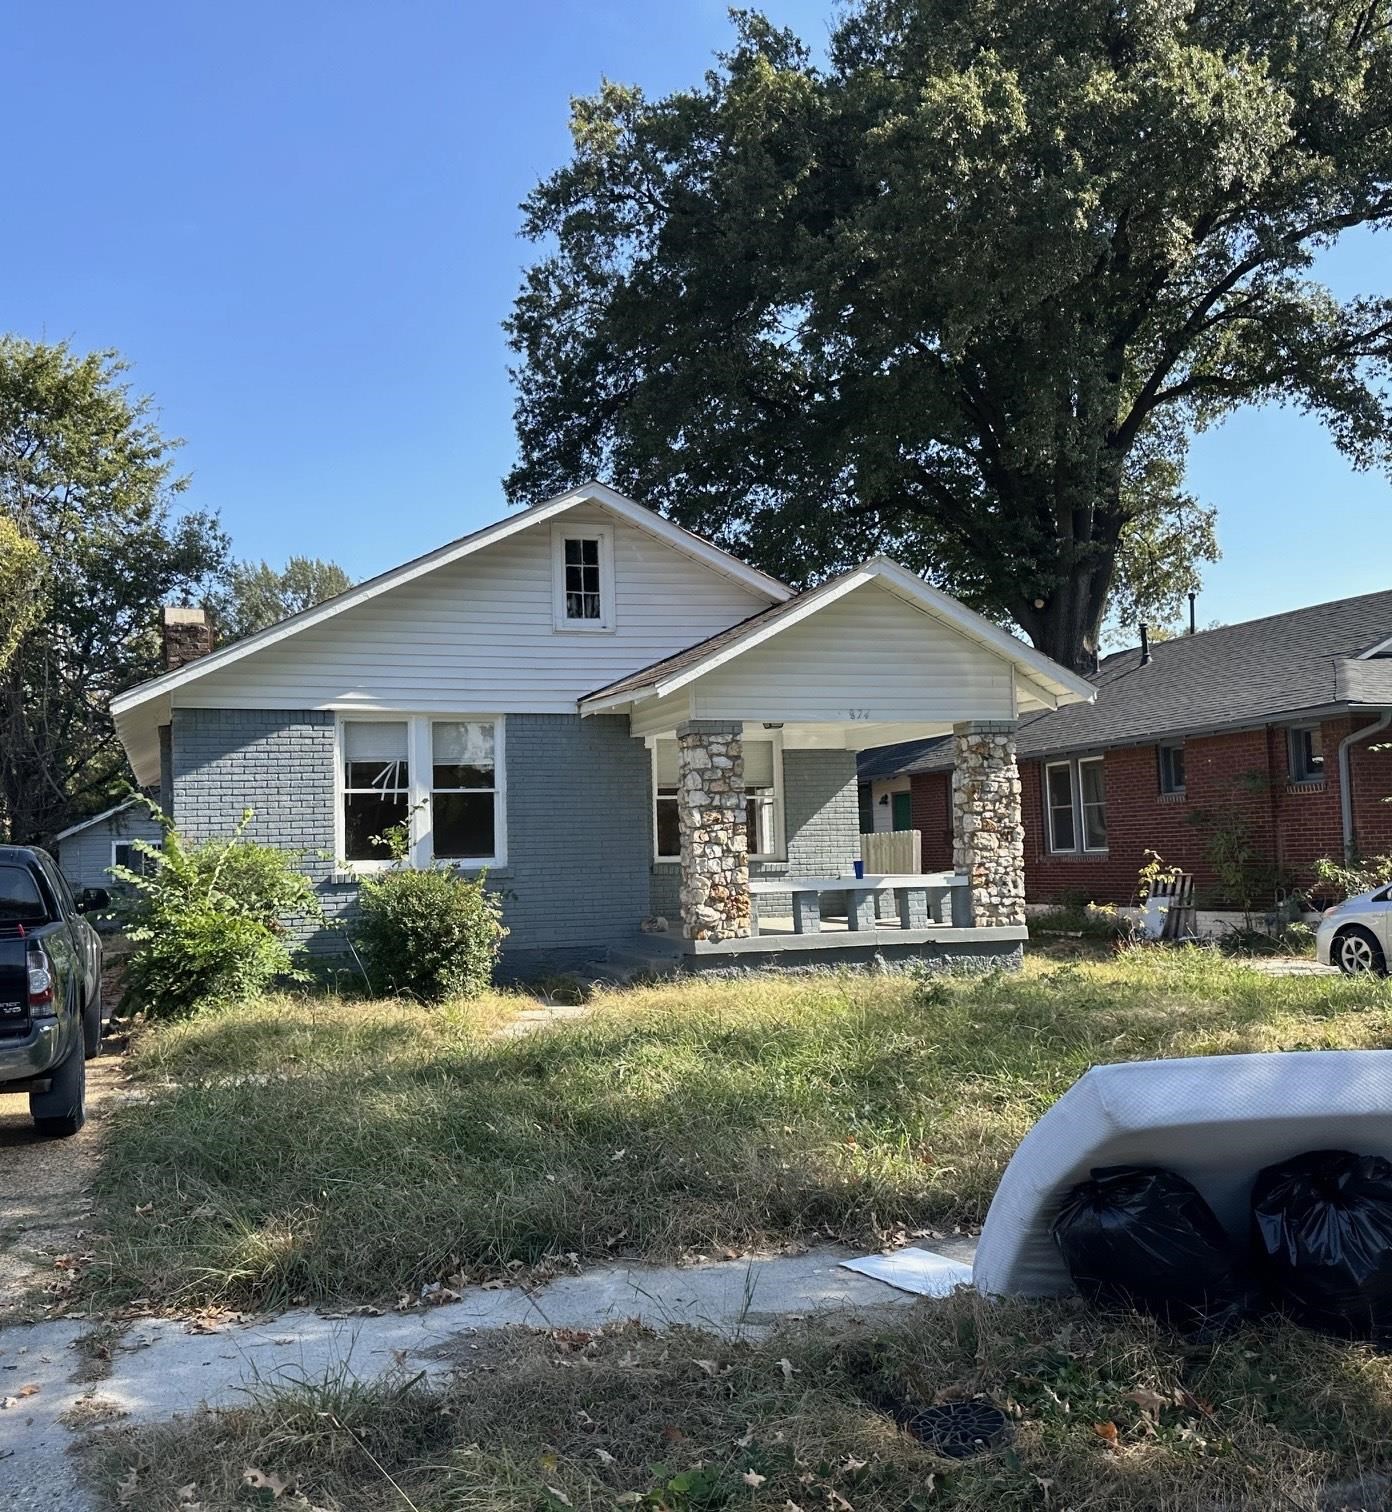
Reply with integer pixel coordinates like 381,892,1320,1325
111,840,158,878
430,721,497,860
338,716,504,869
1287,724,1325,783
1045,756,1108,853
653,736,783,861
342,721,410,862
552,524,614,630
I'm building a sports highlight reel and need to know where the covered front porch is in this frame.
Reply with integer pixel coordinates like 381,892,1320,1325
582,558,1095,971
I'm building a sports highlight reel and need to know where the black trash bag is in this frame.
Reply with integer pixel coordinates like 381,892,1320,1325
1251,1148,1392,1339
1053,1165,1248,1329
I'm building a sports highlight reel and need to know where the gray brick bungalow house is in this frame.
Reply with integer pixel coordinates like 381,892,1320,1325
110,483,1092,977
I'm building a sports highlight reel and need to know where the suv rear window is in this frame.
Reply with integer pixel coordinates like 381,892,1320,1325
0,864,47,924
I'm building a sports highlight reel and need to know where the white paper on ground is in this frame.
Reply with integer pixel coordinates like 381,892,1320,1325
839,1247,974,1297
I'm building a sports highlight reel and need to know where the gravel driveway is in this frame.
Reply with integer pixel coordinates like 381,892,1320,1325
0,1049,125,1326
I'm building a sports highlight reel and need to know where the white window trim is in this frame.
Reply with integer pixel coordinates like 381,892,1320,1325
1045,755,1108,855
551,522,616,632
334,714,507,874
1044,760,1078,854
649,732,786,864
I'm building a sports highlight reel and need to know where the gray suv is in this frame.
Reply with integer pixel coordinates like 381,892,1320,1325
0,845,105,1136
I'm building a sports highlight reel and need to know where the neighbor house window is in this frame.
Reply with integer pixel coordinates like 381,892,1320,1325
1158,741,1186,795
111,840,157,878
552,524,614,630
338,716,505,868
1045,756,1108,853
1288,724,1325,783
653,736,783,861
341,720,410,862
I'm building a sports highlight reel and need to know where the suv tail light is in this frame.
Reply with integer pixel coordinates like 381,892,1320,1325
27,944,54,1012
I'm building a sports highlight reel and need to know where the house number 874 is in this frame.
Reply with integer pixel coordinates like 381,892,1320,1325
847,708,871,720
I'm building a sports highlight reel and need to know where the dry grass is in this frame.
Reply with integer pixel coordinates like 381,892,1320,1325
86,949,1392,1312
87,1292,1392,1511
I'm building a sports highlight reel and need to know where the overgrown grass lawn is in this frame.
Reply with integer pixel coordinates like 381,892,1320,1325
91,1295,1392,1511
90,950,1392,1311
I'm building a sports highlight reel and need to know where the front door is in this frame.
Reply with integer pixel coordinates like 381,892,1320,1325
892,791,912,831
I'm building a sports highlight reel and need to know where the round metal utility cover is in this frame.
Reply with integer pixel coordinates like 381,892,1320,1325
903,1400,1011,1458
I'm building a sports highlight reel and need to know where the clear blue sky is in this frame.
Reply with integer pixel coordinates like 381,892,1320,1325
5,1,1389,632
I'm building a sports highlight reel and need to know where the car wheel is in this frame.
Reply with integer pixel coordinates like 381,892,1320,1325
31,1032,86,1137
83,982,103,1059
1333,925,1388,977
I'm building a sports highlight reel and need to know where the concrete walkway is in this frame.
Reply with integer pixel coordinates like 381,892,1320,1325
0,1240,976,1511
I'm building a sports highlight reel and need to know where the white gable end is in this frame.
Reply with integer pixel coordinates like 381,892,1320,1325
689,579,1017,724
173,505,776,715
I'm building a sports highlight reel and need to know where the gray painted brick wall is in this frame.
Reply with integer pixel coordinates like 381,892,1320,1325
167,708,653,972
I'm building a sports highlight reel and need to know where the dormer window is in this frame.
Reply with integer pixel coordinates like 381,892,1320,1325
552,523,614,631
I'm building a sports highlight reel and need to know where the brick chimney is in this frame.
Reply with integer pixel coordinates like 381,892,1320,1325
160,606,214,671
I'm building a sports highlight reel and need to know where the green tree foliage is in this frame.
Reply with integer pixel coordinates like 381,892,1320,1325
0,338,228,842
0,514,44,674
507,0,1392,669
208,555,351,644
112,807,323,1018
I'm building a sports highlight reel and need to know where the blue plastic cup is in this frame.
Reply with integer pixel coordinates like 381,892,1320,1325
853,860,865,879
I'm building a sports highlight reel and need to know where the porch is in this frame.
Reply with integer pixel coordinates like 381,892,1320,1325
580,558,1095,971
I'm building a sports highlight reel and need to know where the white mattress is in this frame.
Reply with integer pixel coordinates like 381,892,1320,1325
972,1049,1392,1297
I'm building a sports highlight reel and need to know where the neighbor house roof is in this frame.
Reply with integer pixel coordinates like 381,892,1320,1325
111,482,792,724
859,587,1392,779
51,798,146,844
581,556,1096,714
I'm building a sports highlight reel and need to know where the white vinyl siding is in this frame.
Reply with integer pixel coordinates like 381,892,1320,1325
174,506,773,714
688,581,1016,726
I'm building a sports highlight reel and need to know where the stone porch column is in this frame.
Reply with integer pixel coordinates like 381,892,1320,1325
951,720,1025,928
676,721,751,942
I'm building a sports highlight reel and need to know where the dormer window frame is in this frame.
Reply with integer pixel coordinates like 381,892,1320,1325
551,523,616,633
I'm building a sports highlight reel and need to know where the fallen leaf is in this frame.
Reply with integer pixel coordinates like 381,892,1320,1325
481,1279,507,1291
735,1427,755,1448
841,1454,867,1473
134,1202,154,1216
593,1448,616,1465
177,1486,199,1504
242,1465,291,1498
661,1424,686,1444
693,1358,720,1377
1125,1387,1172,1417
743,1469,768,1488
614,1497,643,1507
15,1383,39,1398
1,1397,19,1410
777,1357,796,1380
545,1487,573,1507
1093,1421,1120,1450
116,1469,140,1506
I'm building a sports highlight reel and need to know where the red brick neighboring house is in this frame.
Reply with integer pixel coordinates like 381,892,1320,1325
859,591,1392,907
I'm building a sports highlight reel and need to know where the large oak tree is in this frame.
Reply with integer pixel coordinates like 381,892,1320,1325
507,0,1392,670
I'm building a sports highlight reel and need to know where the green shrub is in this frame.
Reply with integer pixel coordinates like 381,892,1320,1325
1314,853,1392,900
353,866,507,1002
112,809,322,1018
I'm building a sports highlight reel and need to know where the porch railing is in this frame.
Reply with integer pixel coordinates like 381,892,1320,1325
747,871,970,936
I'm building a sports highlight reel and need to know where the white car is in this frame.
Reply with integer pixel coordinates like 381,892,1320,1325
1316,884,1392,975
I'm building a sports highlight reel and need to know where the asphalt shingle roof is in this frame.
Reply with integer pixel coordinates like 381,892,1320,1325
858,588,1392,779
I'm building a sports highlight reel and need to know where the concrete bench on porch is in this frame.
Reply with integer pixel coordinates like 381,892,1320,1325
747,872,970,936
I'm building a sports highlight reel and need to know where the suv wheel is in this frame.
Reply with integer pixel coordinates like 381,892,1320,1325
31,1033,86,1137
1333,925,1387,977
